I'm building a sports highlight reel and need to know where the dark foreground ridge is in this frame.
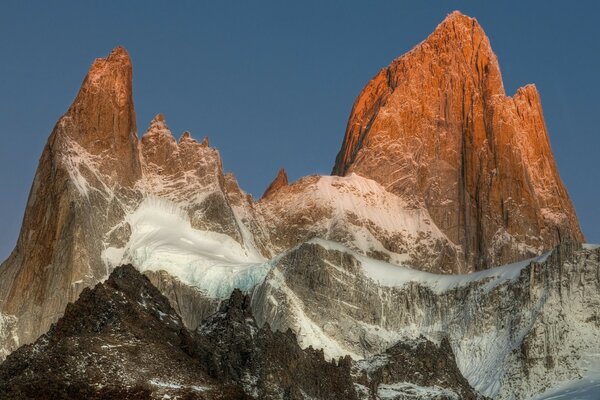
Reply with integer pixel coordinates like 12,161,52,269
0,265,484,399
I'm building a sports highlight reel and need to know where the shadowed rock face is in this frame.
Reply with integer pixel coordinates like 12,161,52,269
332,11,583,271
252,240,600,399
0,265,484,400
354,337,483,400
0,265,246,400
194,289,359,400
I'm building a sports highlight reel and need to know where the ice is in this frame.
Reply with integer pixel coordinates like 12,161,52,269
311,238,547,294
106,197,272,298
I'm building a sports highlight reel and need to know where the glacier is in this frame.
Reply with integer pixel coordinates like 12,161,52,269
102,197,272,298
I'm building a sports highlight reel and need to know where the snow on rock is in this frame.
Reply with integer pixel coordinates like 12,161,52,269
0,313,18,360
252,240,600,399
312,238,549,294
259,173,462,273
533,353,600,399
377,383,459,400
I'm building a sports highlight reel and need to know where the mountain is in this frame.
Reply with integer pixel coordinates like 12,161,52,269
0,265,483,400
0,10,597,400
332,11,583,271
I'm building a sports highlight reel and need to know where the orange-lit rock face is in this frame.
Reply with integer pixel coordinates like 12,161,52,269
261,168,289,199
62,46,141,187
333,11,584,271
0,48,245,352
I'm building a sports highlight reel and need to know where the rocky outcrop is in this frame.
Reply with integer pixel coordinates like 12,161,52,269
332,11,583,271
139,113,244,242
261,168,288,199
195,289,358,400
354,337,484,399
0,264,485,400
0,265,246,399
252,240,600,399
257,174,461,273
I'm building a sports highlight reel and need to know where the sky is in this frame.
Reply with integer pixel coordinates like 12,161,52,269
0,1,599,260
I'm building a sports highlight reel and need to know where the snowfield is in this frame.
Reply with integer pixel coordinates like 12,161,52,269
104,196,549,301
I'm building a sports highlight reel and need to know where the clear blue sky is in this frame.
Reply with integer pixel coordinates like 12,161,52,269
1,1,599,260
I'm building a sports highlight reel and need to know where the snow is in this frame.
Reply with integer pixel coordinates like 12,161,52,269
314,174,443,237
0,313,19,360
148,379,207,392
377,382,458,399
533,354,600,399
105,197,273,298
261,173,459,270
311,238,548,294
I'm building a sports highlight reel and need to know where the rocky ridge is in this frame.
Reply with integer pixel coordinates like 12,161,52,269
261,168,288,199
0,265,483,400
252,240,600,399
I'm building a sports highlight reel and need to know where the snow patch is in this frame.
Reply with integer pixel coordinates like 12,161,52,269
311,238,548,294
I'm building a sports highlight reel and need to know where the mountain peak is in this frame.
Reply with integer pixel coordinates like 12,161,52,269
442,10,475,24
84,46,133,93
261,168,288,199
93,46,131,69
332,12,583,271
431,11,482,39
61,46,139,167
144,113,171,136
107,45,130,58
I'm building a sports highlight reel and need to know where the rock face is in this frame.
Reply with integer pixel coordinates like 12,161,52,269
252,240,600,399
1,265,482,399
0,47,143,353
0,265,245,399
354,337,483,399
194,289,359,400
0,47,262,356
261,168,288,199
257,174,461,273
332,11,583,271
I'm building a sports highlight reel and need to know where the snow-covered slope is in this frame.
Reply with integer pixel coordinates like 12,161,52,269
533,354,600,399
251,240,600,399
257,173,462,273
